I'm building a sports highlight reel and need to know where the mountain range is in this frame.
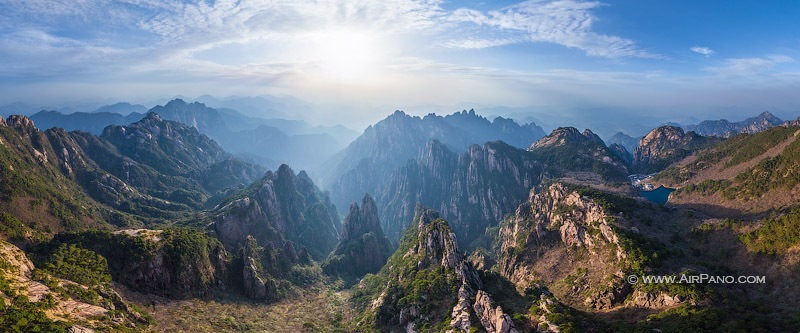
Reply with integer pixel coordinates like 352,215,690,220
25,99,360,171
682,111,783,138
1,107,799,332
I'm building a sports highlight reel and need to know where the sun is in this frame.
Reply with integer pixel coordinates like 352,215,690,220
308,29,382,82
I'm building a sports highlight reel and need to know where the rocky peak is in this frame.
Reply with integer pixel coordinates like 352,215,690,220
340,194,382,240
359,208,519,331
530,127,602,149
214,164,339,261
6,114,38,133
0,115,6,127
274,164,298,193
143,111,163,122
756,111,781,124
639,125,686,146
632,125,711,174
582,129,604,145
419,139,456,172
164,98,188,108
498,183,625,287
321,194,391,283
683,111,782,138
412,208,461,269
473,290,519,333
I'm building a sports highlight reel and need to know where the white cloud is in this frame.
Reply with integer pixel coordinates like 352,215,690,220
444,0,658,58
707,55,794,74
442,37,519,49
690,46,714,57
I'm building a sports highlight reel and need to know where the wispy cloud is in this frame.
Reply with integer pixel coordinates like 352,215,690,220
707,55,793,74
442,37,519,49
444,0,659,58
690,46,714,57
0,0,449,78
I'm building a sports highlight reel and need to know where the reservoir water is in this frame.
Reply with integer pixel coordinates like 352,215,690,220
640,185,675,204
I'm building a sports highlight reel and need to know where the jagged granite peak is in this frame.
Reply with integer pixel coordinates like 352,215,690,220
321,194,391,283
355,207,521,332
684,111,783,138
101,111,229,176
473,290,519,333
321,108,545,212
213,164,339,261
632,125,716,174
340,194,383,240
0,115,6,127
496,183,645,311
5,114,38,133
241,235,278,301
530,127,601,149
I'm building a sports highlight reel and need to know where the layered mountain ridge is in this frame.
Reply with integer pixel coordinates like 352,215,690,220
320,109,546,212
683,111,782,138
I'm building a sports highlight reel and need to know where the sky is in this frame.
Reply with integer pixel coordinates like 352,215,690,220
1,0,799,135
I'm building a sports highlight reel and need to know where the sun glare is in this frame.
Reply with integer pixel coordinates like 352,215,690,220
308,29,382,82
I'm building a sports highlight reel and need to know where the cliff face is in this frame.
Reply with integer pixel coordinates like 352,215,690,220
632,125,715,174
497,183,629,308
379,140,544,248
496,183,700,318
322,195,392,284
496,183,682,312
213,164,339,261
51,229,227,298
321,110,545,213
354,207,518,332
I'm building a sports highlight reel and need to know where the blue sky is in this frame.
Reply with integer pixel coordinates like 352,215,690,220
1,0,798,134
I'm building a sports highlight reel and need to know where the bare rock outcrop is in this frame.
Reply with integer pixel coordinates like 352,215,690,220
473,290,519,333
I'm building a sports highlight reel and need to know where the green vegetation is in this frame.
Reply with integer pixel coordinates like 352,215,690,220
0,127,105,237
739,207,800,254
677,179,732,196
528,140,628,182
528,295,605,333
720,137,800,200
615,228,669,275
655,126,796,185
42,243,111,286
0,212,46,243
44,227,223,294
578,187,639,215
725,127,795,167
352,217,461,332
0,295,69,333
636,272,711,301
